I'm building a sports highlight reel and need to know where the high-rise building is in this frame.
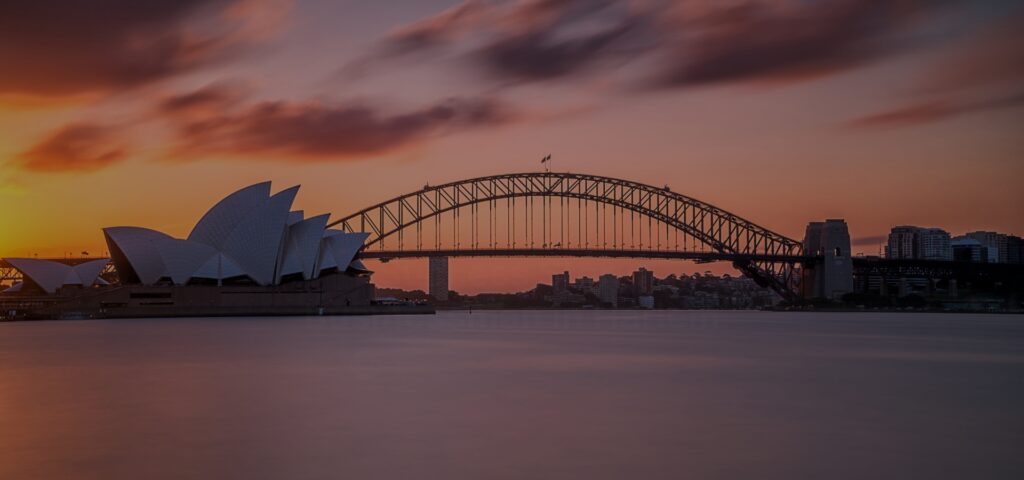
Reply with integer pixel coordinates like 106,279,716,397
598,274,619,307
632,267,654,296
917,228,952,261
886,226,918,259
552,271,570,293
886,226,951,260
574,276,594,289
952,236,987,263
966,231,1006,263
1007,235,1022,264
428,256,449,301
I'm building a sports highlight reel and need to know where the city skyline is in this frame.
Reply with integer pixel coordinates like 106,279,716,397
2,0,1022,294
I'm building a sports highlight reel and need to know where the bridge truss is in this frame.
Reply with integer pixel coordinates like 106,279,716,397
329,173,806,300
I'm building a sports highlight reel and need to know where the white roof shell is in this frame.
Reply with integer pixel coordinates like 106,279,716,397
217,186,298,285
104,227,174,285
188,182,271,249
2,258,110,294
153,238,218,285
191,253,246,280
318,231,369,275
279,214,329,281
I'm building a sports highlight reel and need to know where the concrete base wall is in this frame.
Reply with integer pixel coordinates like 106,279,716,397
4,273,434,320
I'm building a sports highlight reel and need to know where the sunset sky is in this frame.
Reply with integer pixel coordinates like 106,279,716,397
2,0,1022,293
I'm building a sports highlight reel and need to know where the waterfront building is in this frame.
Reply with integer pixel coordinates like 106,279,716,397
574,276,594,290
886,226,951,261
886,226,918,259
598,274,619,307
102,182,369,287
552,271,570,293
1,182,389,318
5,182,370,295
965,231,1006,263
917,228,952,261
951,237,987,263
632,267,654,296
1007,235,1022,264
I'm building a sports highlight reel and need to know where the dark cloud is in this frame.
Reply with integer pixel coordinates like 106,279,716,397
335,1,491,81
848,101,961,128
652,0,946,87
0,0,284,97
168,96,514,159
158,82,248,116
18,124,128,172
363,1,982,91
921,10,1024,93
845,8,1024,130
852,235,887,247
350,0,656,84
384,0,491,55
474,2,652,83
848,93,1024,128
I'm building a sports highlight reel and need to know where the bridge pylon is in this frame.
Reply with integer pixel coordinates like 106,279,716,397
801,219,853,300
428,256,449,302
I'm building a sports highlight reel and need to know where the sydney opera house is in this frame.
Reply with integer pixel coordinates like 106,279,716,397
1,182,404,319
102,181,370,287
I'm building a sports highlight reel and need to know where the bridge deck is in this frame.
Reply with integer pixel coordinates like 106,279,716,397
358,248,812,264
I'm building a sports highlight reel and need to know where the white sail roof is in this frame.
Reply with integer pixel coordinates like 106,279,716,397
322,232,370,275
103,227,173,285
188,182,271,249
192,253,246,280
2,258,110,294
153,238,218,285
72,259,110,286
279,214,329,281
317,229,342,272
218,186,298,285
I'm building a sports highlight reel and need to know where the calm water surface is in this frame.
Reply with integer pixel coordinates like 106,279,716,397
1,311,1022,479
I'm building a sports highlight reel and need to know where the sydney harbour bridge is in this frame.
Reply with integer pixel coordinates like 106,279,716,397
4,172,1020,303
328,172,808,300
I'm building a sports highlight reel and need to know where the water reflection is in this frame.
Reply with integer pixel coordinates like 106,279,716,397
1,311,1022,479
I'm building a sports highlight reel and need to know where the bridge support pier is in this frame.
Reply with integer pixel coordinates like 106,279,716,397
802,219,853,301
428,256,449,302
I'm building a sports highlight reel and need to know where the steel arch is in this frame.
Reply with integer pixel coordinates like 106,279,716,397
329,172,804,299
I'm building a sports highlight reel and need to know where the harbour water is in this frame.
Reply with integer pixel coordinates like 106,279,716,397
1,311,1022,479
